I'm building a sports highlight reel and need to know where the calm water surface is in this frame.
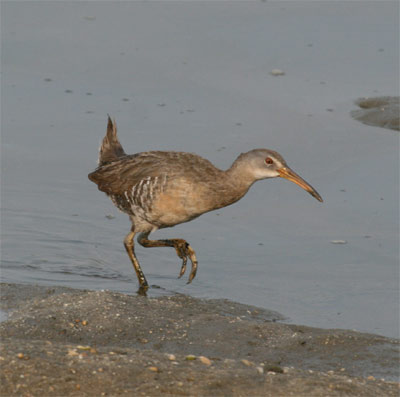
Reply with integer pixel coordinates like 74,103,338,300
1,2,399,338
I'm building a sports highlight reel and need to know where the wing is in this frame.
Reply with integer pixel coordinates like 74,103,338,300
88,151,219,195
89,153,162,195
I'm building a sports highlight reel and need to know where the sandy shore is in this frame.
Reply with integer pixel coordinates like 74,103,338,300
0,283,398,396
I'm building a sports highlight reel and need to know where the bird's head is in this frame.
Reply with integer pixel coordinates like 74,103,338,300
235,149,323,202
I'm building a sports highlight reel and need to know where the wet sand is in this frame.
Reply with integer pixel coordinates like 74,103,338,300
1,283,398,396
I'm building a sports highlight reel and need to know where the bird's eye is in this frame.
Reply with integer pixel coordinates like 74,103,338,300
265,157,274,165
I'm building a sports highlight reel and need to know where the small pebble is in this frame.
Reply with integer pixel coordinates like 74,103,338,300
367,375,375,381
17,353,24,359
77,345,91,350
67,349,79,356
256,366,264,374
185,355,196,361
330,240,347,244
166,354,176,361
148,366,159,372
241,359,253,366
270,69,285,76
266,365,284,373
198,356,212,366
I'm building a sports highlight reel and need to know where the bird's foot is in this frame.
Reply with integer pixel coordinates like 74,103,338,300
137,234,198,284
173,241,198,284
136,277,149,296
136,284,149,296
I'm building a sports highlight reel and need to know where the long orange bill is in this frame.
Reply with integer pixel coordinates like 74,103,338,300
278,167,323,202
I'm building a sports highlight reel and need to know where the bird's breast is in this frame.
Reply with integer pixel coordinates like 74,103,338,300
148,175,249,227
148,177,203,226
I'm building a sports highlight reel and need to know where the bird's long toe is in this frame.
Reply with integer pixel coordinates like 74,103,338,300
173,241,190,278
187,262,197,284
186,245,198,284
178,256,187,278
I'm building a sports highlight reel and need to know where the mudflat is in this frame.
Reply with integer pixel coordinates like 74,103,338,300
0,283,398,396
351,96,399,131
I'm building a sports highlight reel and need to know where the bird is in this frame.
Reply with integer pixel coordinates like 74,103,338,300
88,116,323,292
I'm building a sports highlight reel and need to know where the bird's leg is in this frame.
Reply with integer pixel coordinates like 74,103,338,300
123,229,149,292
137,232,198,284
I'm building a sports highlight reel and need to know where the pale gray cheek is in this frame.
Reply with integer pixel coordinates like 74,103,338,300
266,170,280,179
254,168,280,179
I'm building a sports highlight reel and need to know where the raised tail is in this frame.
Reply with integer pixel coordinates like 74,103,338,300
97,116,126,166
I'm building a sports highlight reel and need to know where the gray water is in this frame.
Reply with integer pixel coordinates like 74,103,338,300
1,1,399,338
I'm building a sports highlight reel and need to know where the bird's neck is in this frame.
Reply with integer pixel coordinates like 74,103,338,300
210,159,258,209
225,155,259,187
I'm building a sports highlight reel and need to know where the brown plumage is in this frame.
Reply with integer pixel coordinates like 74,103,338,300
89,116,322,292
